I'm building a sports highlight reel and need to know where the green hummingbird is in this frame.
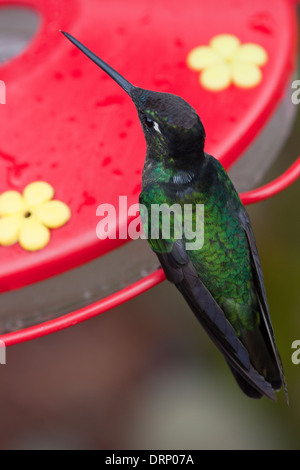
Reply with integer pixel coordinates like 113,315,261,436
61,32,287,401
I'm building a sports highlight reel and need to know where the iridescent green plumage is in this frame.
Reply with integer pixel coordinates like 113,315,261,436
141,154,257,335
62,31,287,401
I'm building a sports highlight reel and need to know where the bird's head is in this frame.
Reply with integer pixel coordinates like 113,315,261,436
131,88,205,165
61,32,205,170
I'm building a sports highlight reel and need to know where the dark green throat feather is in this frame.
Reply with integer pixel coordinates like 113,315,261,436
62,31,287,402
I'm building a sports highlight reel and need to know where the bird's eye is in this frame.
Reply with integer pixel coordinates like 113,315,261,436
143,116,162,134
144,117,154,128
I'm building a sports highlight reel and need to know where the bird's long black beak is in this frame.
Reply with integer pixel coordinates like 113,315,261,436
61,31,134,96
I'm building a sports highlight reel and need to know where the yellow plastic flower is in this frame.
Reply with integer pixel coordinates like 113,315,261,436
187,34,268,91
0,182,71,251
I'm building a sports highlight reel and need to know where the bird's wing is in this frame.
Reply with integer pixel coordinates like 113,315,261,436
151,237,277,400
238,210,288,401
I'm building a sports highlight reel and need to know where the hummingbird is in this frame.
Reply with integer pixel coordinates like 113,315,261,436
61,31,287,401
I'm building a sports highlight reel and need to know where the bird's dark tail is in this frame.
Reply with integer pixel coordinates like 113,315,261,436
227,362,264,399
240,328,282,390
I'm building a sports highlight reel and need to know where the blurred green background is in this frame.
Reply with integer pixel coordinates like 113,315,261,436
0,3,299,450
